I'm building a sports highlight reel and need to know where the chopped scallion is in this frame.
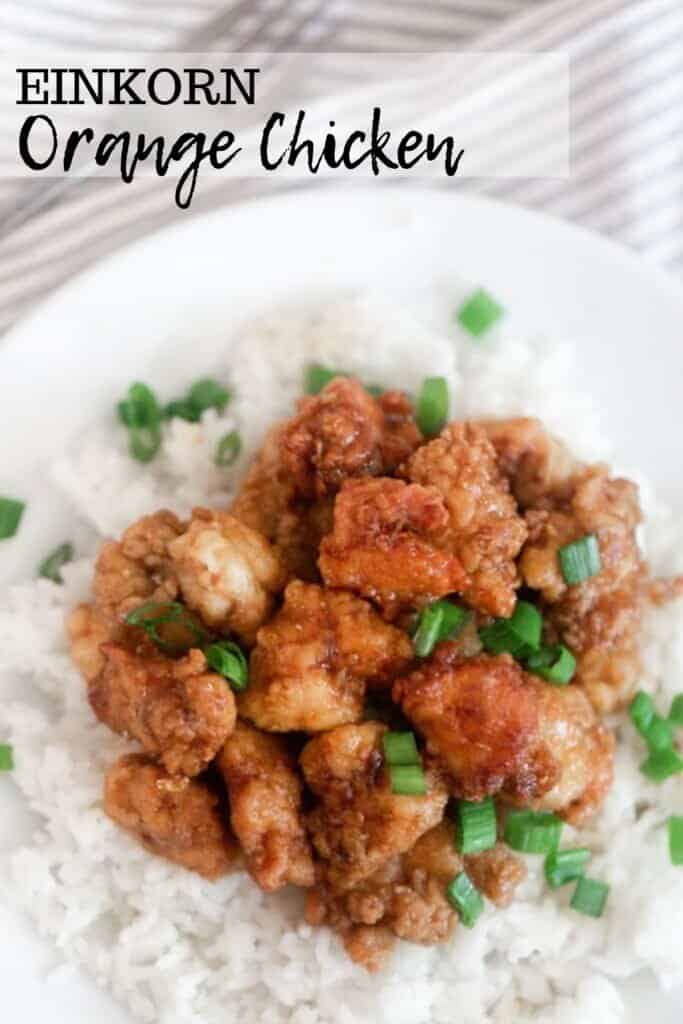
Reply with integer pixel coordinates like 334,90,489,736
125,601,207,654
389,764,427,796
504,810,563,854
640,747,683,782
446,871,485,927
0,744,13,771
455,797,497,855
413,600,470,658
544,847,591,889
38,542,74,584
383,731,420,767
525,644,576,685
668,816,683,866
0,497,25,540
204,640,249,691
630,691,655,735
305,364,346,395
669,695,683,726
117,382,161,429
188,378,231,415
129,425,162,463
558,534,601,586
456,288,503,338
164,397,198,422
570,876,609,918
215,430,242,467
479,600,542,659
416,376,449,437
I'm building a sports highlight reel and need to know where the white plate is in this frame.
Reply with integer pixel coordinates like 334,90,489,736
1,186,682,1022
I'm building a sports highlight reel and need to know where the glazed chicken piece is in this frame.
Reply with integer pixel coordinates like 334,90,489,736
217,721,314,891
300,721,448,890
319,477,470,619
68,602,121,683
92,510,185,620
477,417,578,507
281,378,422,501
240,581,412,733
404,423,527,617
521,464,645,712
90,645,236,776
393,648,614,821
168,508,286,644
305,821,526,971
230,422,333,581
103,753,239,879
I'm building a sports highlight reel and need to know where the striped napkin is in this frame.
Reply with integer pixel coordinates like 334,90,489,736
0,0,681,334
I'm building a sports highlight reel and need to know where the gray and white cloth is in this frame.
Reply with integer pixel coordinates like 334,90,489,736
0,0,681,334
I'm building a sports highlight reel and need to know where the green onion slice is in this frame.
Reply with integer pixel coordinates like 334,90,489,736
383,731,420,766
559,534,601,586
640,747,683,782
413,600,470,658
630,691,655,735
204,640,249,691
0,744,13,771
668,816,683,866
504,810,563,854
129,425,162,463
365,384,384,398
0,497,25,540
117,382,161,429
164,397,199,422
669,695,683,726
456,288,504,338
446,871,485,927
629,693,676,753
125,601,207,654
188,378,231,415
416,376,449,437
570,876,609,918
389,764,427,796
455,797,497,855
215,430,242,468
305,363,346,395
38,542,74,584
544,847,591,889
479,600,543,659
525,644,576,685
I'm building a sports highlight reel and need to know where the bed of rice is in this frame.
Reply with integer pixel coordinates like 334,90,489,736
1,292,683,1024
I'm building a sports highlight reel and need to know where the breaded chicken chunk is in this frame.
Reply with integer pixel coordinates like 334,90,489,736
477,417,578,507
217,722,314,891
319,478,470,618
300,721,448,890
404,423,527,617
68,602,121,683
90,645,236,776
281,379,422,501
393,648,613,821
230,423,333,581
169,508,286,644
240,581,412,732
103,753,238,879
521,464,645,712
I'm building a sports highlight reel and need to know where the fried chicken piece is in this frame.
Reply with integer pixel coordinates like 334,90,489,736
520,678,615,825
477,417,578,507
464,844,526,907
393,649,551,801
300,721,448,890
281,379,422,501
521,464,645,712
90,645,236,776
240,582,412,732
168,508,286,644
93,510,185,620
68,602,121,682
404,423,527,617
103,753,238,879
319,477,470,618
230,423,332,580
394,648,614,820
217,722,314,891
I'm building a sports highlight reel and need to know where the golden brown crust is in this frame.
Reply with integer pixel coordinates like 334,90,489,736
103,753,238,879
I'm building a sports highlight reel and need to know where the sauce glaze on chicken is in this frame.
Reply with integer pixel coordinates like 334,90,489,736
69,377,659,972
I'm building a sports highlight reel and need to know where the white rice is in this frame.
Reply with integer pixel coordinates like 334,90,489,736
1,292,682,1024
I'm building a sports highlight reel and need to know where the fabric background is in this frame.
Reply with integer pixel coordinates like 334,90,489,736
0,0,681,334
